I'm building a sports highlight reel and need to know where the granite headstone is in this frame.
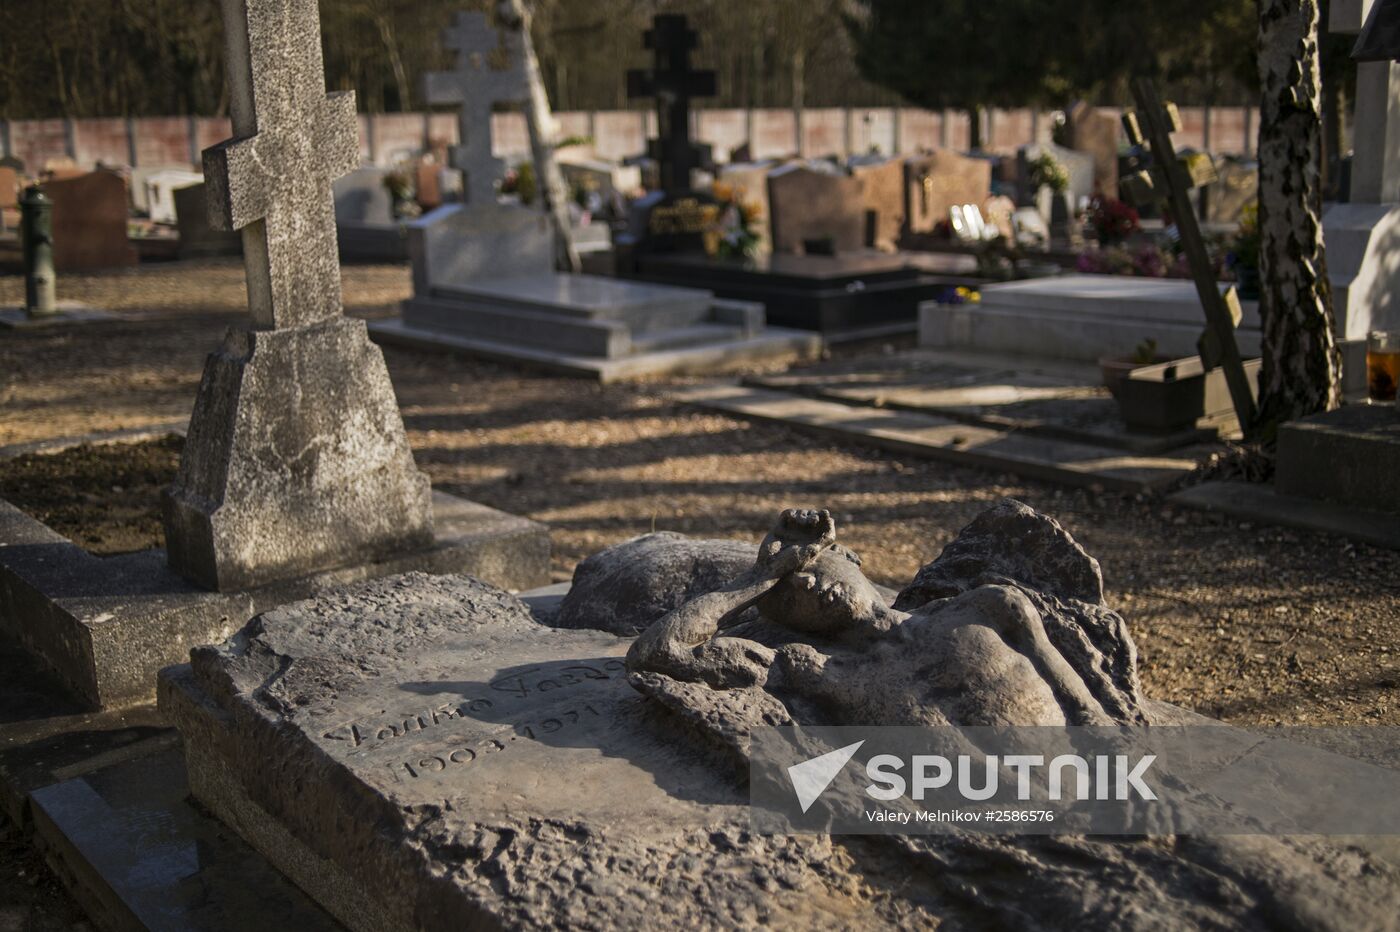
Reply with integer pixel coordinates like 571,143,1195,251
44,170,138,271
767,163,866,255
164,0,435,591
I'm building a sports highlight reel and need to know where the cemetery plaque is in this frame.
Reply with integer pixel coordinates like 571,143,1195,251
1067,101,1121,196
0,166,17,233
425,13,530,206
626,15,717,193
904,150,993,236
1124,78,1259,435
44,170,138,271
851,157,905,251
165,0,433,590
767,164,866,255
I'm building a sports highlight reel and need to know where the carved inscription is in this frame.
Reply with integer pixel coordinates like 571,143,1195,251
648,198,718,235
392,703,604,781
322,659,626,752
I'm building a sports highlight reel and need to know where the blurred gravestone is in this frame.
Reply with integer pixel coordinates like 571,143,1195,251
44,170,138,271
768,163,866,254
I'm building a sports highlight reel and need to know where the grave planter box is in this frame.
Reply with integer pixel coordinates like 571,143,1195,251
1112,355,1262,433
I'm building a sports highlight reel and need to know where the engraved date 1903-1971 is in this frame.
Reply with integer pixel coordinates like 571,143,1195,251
391,703,603,781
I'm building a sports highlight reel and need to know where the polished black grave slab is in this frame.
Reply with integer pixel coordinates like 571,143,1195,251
626,250,983,340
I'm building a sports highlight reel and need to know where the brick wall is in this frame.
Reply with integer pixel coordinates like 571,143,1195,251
0,106,1262,174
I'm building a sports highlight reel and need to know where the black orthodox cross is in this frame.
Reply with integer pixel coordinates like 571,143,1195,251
626,14,717,193
1123,78,1259,436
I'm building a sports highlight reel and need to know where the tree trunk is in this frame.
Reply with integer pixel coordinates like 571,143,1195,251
499,0,581,274
372,11,412,111
1255,0,1341,438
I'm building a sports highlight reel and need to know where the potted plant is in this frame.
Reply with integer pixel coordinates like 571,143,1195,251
1099,337,1168,398
382,169,415,219
1226,203,1261,300
1028,151,1072,226
1087,195,1141,246
704,180,762,261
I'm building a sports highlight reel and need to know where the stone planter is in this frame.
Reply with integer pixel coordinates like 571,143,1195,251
1108,355,1263,433
1099,354,1170,399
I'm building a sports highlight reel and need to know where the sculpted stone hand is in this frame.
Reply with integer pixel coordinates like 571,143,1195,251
625,509,836,689
755,509,836,579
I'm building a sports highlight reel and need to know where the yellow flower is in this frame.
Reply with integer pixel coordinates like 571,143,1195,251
969,290,981,303
712,181,734,203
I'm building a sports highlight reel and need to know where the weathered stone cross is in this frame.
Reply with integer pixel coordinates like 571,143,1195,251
1123,78,1259,436
425,12,530,206
627,14,717,193
202,0,360,331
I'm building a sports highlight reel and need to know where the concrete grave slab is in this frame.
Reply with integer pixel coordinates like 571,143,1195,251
921,274,1264,362
674,383,1210,493
1276,404,1400,513
745,348,1226,454
0,491,548,710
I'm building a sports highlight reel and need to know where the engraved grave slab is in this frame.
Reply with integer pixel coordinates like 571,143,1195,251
159,573,901,931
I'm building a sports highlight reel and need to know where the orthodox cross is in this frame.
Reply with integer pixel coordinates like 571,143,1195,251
1123,77,1259,435
202,0,360,330
426,12,531,206
626,14,717,193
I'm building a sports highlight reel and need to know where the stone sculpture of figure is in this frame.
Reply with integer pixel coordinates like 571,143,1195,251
617,501,1144,752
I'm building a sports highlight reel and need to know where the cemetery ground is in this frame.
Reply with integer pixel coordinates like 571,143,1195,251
2,258,1398,732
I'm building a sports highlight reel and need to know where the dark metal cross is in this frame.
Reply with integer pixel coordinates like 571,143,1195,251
626,14,717,193
425,12,530,206
203,0,360,331
1124,78,1259,436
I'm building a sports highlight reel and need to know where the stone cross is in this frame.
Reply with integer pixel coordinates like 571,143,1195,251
626,14,717,193
1354,0,1400,59
1341,0,1400,202
165,0,434,592
1124,78,1258,436
425,13,530,206
202,0,360,331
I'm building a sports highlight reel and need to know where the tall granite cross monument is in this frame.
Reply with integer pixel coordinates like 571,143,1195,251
426,12,531,206
627,15,716,193
164,0,435,591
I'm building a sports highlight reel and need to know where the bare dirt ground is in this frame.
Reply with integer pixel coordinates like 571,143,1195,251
2,259,1399,922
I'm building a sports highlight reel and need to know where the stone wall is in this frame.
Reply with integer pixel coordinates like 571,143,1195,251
0,105,1262,173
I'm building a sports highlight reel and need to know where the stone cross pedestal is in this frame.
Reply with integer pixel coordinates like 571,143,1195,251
425,13,531,206
626,15,717,193
164,0,434,592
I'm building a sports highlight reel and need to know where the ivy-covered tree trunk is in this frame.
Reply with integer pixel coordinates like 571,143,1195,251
1255,0,1342,437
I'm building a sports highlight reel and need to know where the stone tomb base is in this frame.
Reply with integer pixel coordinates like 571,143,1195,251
1172,403,1400,550
160,572,1400,931
631,250,979,341
0,492,548,711
374,273,819,382
921,274,1265,362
